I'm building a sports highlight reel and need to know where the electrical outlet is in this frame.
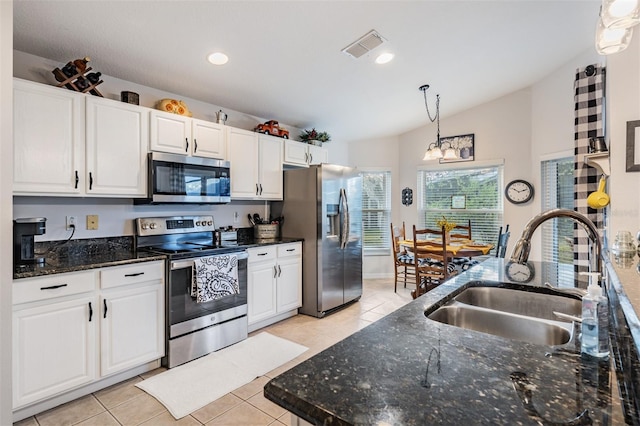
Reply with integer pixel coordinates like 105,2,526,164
234,211,240,223
87,215,99,230
66,216,77,230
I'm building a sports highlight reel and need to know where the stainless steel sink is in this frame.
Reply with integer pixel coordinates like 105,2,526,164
427,303,573,346
453,287,581,321
426,285,580,346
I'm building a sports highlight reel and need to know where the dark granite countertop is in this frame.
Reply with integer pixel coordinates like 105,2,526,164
264,257,640,425
14,236,303,280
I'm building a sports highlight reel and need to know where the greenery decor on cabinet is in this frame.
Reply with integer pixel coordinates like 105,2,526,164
299,128,331,145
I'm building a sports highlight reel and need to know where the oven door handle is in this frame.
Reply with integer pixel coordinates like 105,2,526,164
170,251,249,270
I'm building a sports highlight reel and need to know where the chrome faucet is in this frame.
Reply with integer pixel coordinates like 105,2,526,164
509,209,603,274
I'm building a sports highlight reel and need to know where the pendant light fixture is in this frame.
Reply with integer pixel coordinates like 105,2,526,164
596,0,640,54
420,84,458,161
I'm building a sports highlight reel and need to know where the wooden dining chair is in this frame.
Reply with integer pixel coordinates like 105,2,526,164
450,219,472,240
412,225,458,299
391,222,416,292
451,219,476,270
495,224,510,258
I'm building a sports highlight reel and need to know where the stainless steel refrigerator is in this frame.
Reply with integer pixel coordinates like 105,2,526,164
273,164,362,317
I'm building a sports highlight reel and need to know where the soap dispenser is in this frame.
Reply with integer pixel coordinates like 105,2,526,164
581,273,609,358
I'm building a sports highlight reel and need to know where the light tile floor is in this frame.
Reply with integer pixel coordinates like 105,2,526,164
14,279,413,426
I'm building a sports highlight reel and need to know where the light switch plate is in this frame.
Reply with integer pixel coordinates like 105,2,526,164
87,215,99,230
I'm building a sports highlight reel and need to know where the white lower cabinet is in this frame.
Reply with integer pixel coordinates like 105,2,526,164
12,261,164,411
99,261,164,376
247,243,302,331
12,271,98,409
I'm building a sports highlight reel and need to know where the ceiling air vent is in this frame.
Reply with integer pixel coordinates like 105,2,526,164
341,30,386,59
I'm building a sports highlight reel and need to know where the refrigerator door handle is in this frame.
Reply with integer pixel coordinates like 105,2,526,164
339,188,349,249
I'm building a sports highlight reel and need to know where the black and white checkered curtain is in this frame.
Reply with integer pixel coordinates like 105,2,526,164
574,64,606,271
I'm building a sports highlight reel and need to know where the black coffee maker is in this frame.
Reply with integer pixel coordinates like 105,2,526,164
13,217,47,267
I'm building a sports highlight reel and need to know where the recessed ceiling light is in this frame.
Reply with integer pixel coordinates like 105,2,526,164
375,52,394,64
207,52,229,65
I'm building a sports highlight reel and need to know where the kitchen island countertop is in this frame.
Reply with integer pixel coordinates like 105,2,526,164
264,256,640,425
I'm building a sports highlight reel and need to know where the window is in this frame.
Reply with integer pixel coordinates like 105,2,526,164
417,165,503,249
361,170,391,252
540,156,574,286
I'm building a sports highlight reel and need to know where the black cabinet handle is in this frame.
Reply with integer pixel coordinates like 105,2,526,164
309,153,313,164
88,302,93,322
89,172,93,190
74,171,79,189
286,248,295,252
194,139,198,153
40,283,68,290
103,299,108,319
257,252,268,256
256,183,259,196
277,265,282,277
273,265,278,278
124,272,144,277
185,138,189,152
259,184,263,195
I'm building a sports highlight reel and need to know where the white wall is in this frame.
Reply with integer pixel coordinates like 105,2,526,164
397,88,533,241
346,135,400,278
607,34,640,239
529,49,603,260
1,3,12,424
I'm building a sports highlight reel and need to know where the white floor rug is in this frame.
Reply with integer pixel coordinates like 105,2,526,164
136,332,308,419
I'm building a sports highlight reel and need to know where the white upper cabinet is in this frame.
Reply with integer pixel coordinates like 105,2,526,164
150,110,225,159
13,79,149,197
13,78,85,195
227,128,283,200
283,140,328,167
85,97,148,196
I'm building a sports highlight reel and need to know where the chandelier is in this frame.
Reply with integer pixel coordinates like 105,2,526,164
596,0,640,55
420,84,458,161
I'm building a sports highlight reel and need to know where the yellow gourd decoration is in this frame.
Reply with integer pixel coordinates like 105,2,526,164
156,99,193,117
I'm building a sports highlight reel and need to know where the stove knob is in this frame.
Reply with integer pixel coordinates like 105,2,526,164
207,220,213,226
149,223,157,229
195,221,201,226
141,223,149,230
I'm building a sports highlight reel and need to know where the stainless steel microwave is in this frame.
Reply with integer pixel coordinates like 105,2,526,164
138,152,231,204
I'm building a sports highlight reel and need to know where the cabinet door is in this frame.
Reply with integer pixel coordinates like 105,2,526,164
13,79,85,195
192,118,226,159
100,283,164,377
283,140,309,167
227,127,260,198
86,97,149,196
13,295,97,408
277,256,302,313
247,260,277,325
258,135,283,200
150,110,191,155
308,144,328,165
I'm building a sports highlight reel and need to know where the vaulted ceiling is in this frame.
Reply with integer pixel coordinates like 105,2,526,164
13,0,601,141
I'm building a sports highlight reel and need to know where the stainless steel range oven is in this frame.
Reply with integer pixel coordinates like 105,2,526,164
135,215,248,368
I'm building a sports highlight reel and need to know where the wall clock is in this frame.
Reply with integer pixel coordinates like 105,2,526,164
505,261,535,283
402,187,413,206
505,179,534,204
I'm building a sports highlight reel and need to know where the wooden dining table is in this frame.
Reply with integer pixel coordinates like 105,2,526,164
399,238,494,258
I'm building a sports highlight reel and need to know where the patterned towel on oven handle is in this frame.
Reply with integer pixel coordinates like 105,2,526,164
191,254,239,303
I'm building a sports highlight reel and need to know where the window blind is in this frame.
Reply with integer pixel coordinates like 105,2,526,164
540,156,575,286
361,171,392,250
417,166,503,249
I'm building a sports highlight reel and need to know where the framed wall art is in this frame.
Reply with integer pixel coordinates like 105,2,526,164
451,195,466,209
626,120,640,172
439,133,475,164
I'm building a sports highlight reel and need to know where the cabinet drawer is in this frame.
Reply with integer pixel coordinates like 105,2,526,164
100,261,164,290
277,243,301,258
248,246,277,263
13,271,97,305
